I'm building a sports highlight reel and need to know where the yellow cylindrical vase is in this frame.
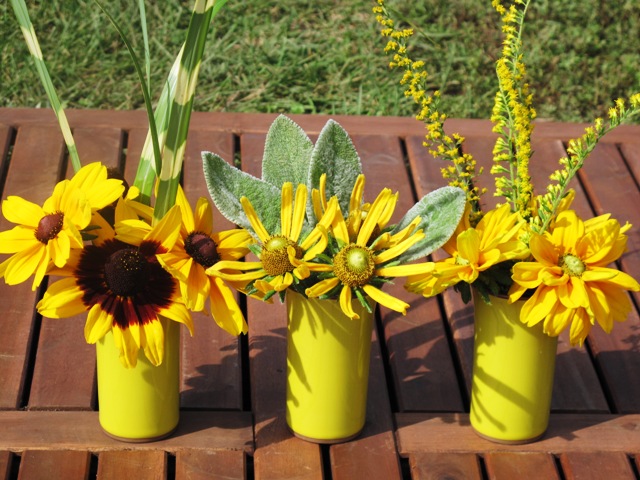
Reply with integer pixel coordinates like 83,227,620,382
470,294,558,444
286,290,374,443
96,318,180,442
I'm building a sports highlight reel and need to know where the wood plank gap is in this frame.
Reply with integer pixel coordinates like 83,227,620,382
239,293,252,412
18,282,46,410
435,293,470,411
374,308,399,413
0,126,16,198
583,336,617,415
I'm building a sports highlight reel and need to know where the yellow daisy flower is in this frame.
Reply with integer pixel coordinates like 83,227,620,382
0,162,124,289
306,186,427,320
405,204,526,297
37,205,193,368
207,182,338,299
509,210,640,345
156,187,252,336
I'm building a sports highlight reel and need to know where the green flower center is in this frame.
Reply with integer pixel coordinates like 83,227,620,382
35,211,64,244
104,248,149,296
333,244,375,287
560,254,586,277
261,235,303,276
455,254,470,266
185,231,219,268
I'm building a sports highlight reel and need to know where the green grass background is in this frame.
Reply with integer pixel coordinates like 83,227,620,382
2,0,639,123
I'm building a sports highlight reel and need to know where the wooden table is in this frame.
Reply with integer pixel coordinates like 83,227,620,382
0,107,639,479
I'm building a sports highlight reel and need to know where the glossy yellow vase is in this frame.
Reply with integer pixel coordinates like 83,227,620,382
96,318,180,442
286,291,374,443
470,294,558,443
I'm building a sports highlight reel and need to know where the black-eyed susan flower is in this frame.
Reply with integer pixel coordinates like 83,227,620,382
0,162,124,290
208,182,339,300
37,205,193,368
509,210,640,345
306,186,427,320
156,186,252,336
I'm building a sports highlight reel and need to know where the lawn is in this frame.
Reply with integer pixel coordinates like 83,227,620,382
2,0,639,123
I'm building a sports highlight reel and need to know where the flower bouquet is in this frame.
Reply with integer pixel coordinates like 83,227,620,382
374,0,640,442
202,115,467,442
1,0,248,441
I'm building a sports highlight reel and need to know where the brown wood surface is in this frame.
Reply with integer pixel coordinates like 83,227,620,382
484,452,559,479
97,450,166,479
175,450,246,480
1,108,640,479
18,450,91,480
408,452,482,480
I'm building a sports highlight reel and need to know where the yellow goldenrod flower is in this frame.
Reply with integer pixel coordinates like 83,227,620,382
156,187,252,336
509,210,640,346
306,185,427,320
0,162,124,289
37,205,194,368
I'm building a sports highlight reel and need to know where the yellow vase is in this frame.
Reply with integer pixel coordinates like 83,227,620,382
96,317,180,442
470,293,558,443
286,290,374,443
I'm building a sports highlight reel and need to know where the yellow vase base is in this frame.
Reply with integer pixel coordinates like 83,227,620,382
101,425,178,444
472,426,546,445
289,426,364,445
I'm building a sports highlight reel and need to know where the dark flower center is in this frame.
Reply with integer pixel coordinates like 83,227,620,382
35,211,64,244
185,231,219,268
104,248,149,296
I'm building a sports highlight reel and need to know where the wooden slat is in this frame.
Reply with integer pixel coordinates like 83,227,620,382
353,134,464,414
329,327,402,480
18,450,90,480
0,410,253,452
0,451,11,480
395,413,640,454
241,133,324,480
97,450,166,479
484,452,559,479
180,128,244,410
559,451,636,480
29,127,123,410
175,449,246,480
2,108,640,143
408,452,482,480
0,125,65,409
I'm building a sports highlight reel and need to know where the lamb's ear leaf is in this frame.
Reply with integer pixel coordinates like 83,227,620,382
393,186,467,262
203,151,281,235
262,115,314,189
308,120,362,219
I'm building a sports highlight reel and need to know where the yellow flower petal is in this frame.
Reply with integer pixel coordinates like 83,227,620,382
159,301,194,336
339,285,359,320
142,320,165,367
0,226,40,254
290,184,307,242
362,284,409,315
209,276,248,335
306,277,340,297
2,196,43,227
241,197,270,243
37,278,87,318
84,304,114,344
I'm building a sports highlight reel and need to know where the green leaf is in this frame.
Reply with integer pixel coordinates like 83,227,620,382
262,115,314,189
308,120,362,217
202,152,281,235
393,186,466,262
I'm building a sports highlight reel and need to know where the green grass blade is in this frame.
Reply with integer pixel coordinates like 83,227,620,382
94,0,163,181
10,0,82,172
138,0,151,88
